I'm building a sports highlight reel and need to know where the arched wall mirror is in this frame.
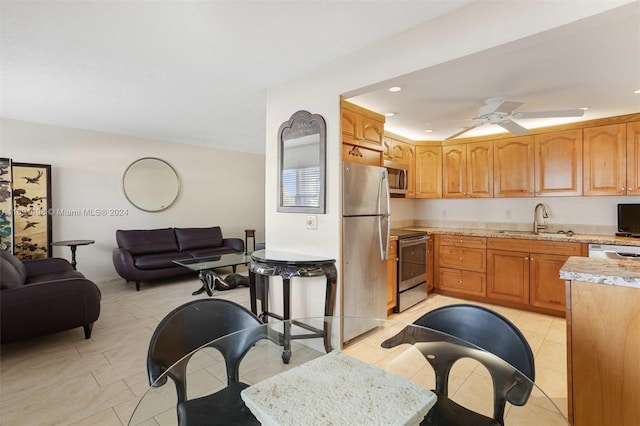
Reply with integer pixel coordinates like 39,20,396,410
122,157,180,212
277,110,326,213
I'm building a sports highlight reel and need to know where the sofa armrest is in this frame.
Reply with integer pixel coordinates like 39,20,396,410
24,257,77,276
0,278,102,342
112,247,138,281
223,238,244,253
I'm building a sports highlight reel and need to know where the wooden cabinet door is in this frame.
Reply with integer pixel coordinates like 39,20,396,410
341,108,359,145
627,121,640,195
584,124,626,195
387,241,398,311
529,253,567,312
494,136,535,197
342,144,381,166
487,249,529,304
442,144,466,198
403,142,416,198
467,141,493,197
535,130,583,196
360,116,384,146
415,146,442,198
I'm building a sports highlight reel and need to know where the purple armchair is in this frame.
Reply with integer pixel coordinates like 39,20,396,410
0,250,101,343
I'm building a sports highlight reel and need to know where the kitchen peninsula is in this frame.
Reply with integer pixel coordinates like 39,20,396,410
560,257,640,426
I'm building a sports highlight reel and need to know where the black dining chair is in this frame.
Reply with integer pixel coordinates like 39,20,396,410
381,304,535,426
147,299,265,425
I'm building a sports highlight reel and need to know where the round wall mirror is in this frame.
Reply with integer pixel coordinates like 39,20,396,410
122,157,180,212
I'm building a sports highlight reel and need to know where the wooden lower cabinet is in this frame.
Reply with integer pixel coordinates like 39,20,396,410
487,250,569,310
434,235,583,315
567,280,640,425
435,235,487,298
487,250,529,304
529,253,569,310
427,237,434,292
486,239,581,314
386,240,397,312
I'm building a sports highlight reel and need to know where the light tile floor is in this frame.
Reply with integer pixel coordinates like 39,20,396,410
0,269,568,425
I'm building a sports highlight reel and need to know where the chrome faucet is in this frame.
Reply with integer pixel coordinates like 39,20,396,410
533,203,549,234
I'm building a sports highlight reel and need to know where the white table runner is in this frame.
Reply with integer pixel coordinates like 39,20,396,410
241,351,437,425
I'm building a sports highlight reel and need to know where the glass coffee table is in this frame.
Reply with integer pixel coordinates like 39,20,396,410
173,253,252,296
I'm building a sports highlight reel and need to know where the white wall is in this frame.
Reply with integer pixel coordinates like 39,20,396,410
412,196,640,234
0,118,265,282
264,1,633,318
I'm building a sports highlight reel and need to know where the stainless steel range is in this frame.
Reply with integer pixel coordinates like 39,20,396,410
390,229,429,312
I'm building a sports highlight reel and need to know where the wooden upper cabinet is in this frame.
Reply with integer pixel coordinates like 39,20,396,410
443,141,493,198
467,141,493,197
341,100,384,148
535,129,583,196
494,136,535,197
583,124,627,195
442,144,466,198
626,121,640,195
415,145,442,198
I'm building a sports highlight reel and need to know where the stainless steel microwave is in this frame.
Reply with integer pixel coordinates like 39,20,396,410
386,166,408,194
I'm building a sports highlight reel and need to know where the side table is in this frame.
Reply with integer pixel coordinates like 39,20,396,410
249,249,337,363
51,240,95,270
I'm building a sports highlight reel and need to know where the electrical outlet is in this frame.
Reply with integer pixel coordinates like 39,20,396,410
306,215,318,230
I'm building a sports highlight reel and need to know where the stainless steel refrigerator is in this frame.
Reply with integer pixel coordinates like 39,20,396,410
342,161,390,342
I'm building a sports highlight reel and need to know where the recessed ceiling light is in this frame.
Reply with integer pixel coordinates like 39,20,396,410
634,89,640,94
388,86,402,92
424,129,433,133
579,107,590,110
383,112,396,117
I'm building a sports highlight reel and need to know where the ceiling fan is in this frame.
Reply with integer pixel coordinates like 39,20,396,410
445,97,585,140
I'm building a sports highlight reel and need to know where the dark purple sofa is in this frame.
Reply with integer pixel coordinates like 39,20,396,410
0,250,102,343
112,227,244,291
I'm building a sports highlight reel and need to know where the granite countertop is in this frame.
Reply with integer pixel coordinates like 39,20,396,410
403,227,640,247
560,256,640,288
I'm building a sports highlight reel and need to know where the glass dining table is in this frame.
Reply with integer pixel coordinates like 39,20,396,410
129,317,568,425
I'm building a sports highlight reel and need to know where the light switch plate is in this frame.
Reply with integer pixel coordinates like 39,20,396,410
306,215,318,230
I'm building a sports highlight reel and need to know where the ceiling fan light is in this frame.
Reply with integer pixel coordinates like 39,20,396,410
634,89,640,94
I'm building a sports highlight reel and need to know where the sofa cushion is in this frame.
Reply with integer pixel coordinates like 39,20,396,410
1,250,27,285
175,227,223,251
187,247,239,259
116,228,179,255
134,252,192,270
1,258,25,289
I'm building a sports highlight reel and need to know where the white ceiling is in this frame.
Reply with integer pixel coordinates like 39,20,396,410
347,2,640,141
2,2,638,154
0,0,472,154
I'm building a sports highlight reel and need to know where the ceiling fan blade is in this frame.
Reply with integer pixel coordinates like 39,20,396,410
512,109,585,119
498,119,528,135
477,97,523,118
445,122,483,140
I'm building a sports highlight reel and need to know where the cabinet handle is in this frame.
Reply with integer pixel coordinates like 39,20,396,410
459,257,463,261
621,187,626,191
628,188,632,191
458,280,463,284
525,257,529,261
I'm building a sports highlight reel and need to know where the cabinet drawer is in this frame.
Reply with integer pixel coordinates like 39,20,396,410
439,269,486,297
439,235,487,248
439,246,486,272
487,237,582,256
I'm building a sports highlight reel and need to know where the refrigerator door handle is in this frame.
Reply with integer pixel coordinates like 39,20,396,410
378,169,390,260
